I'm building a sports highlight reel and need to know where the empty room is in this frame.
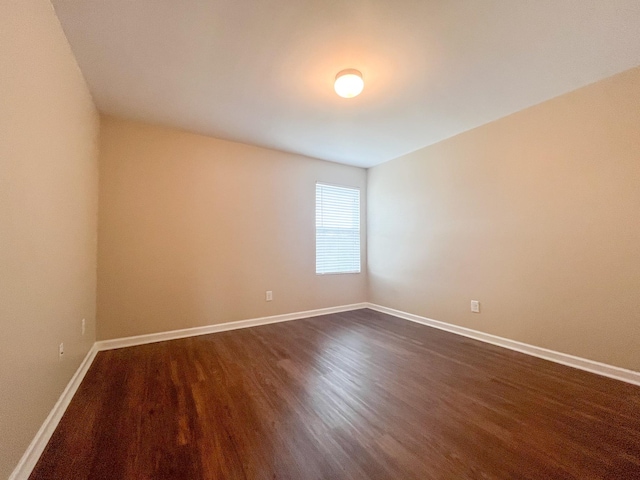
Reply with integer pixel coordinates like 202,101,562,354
2,1,640,478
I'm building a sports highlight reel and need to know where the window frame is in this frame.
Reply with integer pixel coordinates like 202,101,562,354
315,181,362,276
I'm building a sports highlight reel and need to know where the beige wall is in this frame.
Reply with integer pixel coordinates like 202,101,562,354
0,1,99,477
368,66,640,371
97,116,367,340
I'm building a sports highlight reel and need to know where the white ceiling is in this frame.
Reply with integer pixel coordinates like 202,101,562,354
52,0,640,168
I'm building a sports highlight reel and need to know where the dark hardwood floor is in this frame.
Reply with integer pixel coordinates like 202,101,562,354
31,309,640,479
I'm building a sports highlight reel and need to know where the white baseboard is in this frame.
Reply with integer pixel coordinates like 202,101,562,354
12,301,638,480
366,303,640,387
10,302,367,479
96,303,368,351
9,344,99,480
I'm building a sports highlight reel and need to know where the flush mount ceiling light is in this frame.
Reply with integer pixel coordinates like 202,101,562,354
334,69,364,98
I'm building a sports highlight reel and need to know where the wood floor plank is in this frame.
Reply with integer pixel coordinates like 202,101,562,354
30,309,640,479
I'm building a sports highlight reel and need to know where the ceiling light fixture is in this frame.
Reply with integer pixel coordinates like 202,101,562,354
334,69,364,98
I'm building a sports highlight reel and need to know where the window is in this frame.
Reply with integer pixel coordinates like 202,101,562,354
315,182,361,274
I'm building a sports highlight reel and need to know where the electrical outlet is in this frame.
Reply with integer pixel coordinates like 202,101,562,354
266,291,273,301
59,343,64,360
471,300,480,313
82,318,86,336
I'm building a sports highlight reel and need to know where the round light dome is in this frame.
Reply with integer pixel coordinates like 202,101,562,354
334,69,364,98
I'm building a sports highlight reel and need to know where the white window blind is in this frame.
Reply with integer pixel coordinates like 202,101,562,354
316,183,361,275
